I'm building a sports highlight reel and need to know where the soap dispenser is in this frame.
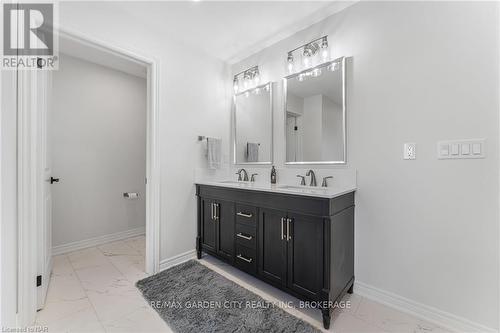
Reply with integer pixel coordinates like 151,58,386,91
270,166,277,184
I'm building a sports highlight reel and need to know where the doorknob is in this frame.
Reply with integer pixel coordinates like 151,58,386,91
50,177,59,184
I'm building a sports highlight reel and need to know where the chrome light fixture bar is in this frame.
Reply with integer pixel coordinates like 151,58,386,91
233,65,261,94
286,36,329,74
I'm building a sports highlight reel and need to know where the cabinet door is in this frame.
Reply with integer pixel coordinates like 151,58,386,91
258,208,287,286
215,200,235,262
286,213,324,299
201,198,216,252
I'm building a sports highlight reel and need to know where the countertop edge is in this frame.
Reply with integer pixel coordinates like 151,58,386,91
195,181,356,199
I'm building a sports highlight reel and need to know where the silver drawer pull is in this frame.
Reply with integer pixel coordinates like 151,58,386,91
236,254,253,263
237,212,253,218
236,233,253,241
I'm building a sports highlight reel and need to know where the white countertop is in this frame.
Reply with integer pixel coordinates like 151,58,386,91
195,180,356,199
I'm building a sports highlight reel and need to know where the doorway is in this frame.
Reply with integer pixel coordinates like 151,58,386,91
15,29,160,326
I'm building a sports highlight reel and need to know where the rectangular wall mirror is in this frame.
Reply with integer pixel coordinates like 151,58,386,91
233,83,273,164
284,57,346,164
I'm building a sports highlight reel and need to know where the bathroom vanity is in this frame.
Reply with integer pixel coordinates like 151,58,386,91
195,181,355,329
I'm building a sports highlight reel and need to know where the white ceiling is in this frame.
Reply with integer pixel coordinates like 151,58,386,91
82,1,354,64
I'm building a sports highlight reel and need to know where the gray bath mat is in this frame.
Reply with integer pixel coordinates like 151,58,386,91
136,260,321,333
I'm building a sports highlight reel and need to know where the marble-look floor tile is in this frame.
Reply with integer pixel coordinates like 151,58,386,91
123,235,146,255
46,273,87,303
98,240,140,257
103,306,172,333
40,240,451,333
107,253,147,283
36,297,94,325
52,255,75,277
74,263,126,293
37,306,105,333
332,312,387,333
67,247,109,270
86,279,148,323
355,298,449,333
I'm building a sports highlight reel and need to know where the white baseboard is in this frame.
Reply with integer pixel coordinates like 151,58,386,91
52,227,145,255
159,249,196,271
355,281,497,333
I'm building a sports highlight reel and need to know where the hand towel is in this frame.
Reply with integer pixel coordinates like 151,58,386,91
246,142,259,162
207,137,222,169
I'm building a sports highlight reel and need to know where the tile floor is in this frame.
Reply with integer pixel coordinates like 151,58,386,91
36,236,452,333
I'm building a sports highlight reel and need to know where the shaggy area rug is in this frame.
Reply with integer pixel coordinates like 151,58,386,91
136,260,321,333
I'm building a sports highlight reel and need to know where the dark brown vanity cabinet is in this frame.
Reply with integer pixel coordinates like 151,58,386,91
196,184,355,329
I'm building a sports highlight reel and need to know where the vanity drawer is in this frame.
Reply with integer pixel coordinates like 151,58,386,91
235,204,257,226
234,244,256,274
235,223,256,249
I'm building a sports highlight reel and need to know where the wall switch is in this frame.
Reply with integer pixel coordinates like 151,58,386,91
438,139,485,159
472,143,482,155
439,143,450,156
461,144,470,155
403,143,416,160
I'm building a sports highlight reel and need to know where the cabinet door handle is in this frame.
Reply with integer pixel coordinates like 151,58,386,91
236,233,253,241
211,203,214,220
236,254,253,263
236,212,253,218
281,217,285,240
286,218,292,241
215,203,219,220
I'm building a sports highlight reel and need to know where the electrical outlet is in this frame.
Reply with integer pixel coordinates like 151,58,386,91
403,143,416,160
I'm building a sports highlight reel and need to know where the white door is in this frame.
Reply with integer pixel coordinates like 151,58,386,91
36,67,53,310
286,114,297,162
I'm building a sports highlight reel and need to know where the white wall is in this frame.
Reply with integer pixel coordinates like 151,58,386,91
231,1,499,330
51,54,147,247
58,2,231,264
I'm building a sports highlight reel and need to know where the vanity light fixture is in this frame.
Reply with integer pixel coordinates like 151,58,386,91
286,36,330,74
287,52,294,73
238,82,271,98
233,65,261,94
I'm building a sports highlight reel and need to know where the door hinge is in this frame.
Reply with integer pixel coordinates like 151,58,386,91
36,275,42,287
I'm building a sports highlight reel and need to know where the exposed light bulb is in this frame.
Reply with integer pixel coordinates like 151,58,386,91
297,73,305,82
264,84,270,92
233,77,239,93
245,91,250,98
254,74,260,85
327,62,338,72
303,56,310,68
320,37,329,61
311,68,322,77
254,87,261,95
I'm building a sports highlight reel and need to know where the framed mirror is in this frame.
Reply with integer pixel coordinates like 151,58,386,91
284,57,346,164
233,83,273,164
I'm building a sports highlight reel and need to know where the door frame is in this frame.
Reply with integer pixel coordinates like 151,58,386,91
16,27,161,326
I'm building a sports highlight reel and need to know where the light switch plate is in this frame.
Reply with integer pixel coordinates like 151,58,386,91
437,139,485,159
403,143,416,160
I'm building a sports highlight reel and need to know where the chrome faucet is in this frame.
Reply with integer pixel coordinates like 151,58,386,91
250,173,258,182
296,175,306,186
306,170,317,187
236,169,249,181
